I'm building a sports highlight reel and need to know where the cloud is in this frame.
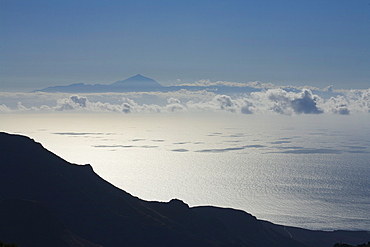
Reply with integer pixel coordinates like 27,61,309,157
322,95,350,115
0,88,369,115
17,102,28,111
121,97,138,113
346,89,370,113
250,88,323,115
213,95,237,112
0,104,11,112
185,94,241,113
51,95,163,113
39,105,52,111
240,99,254,114
54,95,87,111
166,97,185,112
290,90,323,114
177,79,276,89
70,95,87,107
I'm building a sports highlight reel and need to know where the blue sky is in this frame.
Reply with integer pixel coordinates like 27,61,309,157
1,0,369,91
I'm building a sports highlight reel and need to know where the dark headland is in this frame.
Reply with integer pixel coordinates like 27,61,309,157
0,132,368,247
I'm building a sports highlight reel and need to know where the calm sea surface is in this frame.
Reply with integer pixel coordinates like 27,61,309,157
1,113,369,231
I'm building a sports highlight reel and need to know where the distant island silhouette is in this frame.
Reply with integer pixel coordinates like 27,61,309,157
32,74,265,94
0,132,369,247
31,75,342,101
33,74,164,93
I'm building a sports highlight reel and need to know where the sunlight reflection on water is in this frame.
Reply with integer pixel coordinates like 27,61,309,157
1,113,369,231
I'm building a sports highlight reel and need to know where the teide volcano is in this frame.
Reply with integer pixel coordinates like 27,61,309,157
0,132,369,247
110,74,163,90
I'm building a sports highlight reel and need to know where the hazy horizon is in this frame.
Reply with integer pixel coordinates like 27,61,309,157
1,1,370,91
1,79,369,115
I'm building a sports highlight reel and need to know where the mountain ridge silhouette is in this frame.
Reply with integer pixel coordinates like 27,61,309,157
33,74,163,93
0,132,368,247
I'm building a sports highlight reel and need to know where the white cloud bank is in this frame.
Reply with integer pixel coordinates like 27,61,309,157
0,88,369,115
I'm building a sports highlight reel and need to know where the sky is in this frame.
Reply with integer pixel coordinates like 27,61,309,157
1,0,369,92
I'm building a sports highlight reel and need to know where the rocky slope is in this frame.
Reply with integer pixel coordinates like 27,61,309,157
0,132,368,247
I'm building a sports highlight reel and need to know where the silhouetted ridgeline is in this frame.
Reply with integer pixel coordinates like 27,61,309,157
32,74,164,93
333,243,370,247
32,74,262,94
0,132,369,247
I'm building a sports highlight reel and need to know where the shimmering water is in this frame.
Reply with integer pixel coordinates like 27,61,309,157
1,113,369,231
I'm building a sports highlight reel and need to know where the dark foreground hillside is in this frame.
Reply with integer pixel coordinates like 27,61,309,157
0,132,368,247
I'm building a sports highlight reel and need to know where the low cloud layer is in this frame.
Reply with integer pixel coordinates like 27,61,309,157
1,88,369,115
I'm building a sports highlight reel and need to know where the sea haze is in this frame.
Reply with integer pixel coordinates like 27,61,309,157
1,113,369,231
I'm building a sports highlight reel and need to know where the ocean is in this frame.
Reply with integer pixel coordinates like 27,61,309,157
1,113,369,231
